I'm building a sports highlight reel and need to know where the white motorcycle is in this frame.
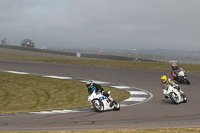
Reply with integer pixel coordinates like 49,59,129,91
175,70,190,85
163,85,187,104
88,91,120,112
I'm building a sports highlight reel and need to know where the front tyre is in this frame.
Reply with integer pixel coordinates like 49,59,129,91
92,99,104,112
170,92,179,104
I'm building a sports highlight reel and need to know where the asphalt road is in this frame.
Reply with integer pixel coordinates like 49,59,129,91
0,60,200,131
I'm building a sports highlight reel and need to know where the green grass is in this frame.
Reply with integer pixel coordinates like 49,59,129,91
0,72,130,114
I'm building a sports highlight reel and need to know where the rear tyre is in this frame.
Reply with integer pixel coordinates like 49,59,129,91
182,94,187,103
113,99,120,111
185,78,190,85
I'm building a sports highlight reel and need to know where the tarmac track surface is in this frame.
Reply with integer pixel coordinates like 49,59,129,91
0,60,200,131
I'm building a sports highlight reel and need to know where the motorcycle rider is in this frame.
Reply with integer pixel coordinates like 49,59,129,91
161,75,184,98
86,81,114,106
171,63,184,80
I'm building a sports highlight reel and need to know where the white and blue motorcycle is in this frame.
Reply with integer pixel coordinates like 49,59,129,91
88,91,120,112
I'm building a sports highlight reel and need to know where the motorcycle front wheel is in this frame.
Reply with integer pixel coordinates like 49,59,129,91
92,100,104,112
170,92,179,104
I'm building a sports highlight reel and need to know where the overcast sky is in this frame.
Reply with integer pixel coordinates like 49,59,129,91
0,0,200,51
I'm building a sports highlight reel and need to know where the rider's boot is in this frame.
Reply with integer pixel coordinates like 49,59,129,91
108,96,114,107
180,89,184,94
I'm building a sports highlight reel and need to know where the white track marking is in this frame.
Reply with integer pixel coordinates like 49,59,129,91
129,91,148,95
44,75,73,79
6,71,29,75
124,97,147,102
110,85,131,89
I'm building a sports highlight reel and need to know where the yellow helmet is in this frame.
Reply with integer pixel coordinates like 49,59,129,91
161,75,167,83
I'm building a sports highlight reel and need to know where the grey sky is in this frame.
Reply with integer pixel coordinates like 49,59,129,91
0,0,200,51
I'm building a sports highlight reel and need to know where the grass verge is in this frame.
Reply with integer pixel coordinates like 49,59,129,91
0,72,130,114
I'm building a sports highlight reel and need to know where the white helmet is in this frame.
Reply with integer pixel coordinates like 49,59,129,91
86,81,93,89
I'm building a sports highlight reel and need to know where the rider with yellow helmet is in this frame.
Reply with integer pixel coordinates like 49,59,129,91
161,75,184,98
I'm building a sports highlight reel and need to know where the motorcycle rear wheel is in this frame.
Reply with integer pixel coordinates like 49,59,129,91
182,94,187,103
113,99,120,111
184,78,190,85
